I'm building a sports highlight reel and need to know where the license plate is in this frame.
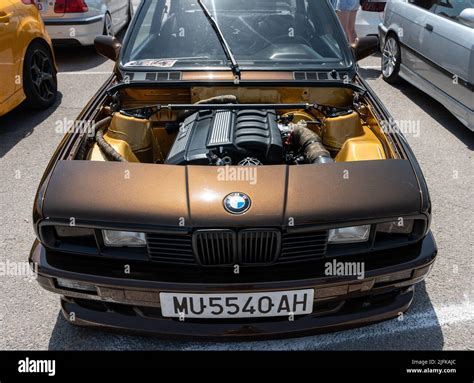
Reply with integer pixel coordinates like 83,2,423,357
160,289,314,319
36,0,48,13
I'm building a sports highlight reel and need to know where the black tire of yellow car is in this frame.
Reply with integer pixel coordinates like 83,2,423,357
23,42,57,109
382,34,402,85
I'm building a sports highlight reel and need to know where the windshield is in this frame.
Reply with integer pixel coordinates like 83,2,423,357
122,0,352,71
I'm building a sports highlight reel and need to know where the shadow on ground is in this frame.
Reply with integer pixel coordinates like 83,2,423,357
0,93,63,159
360,68,473,149
48,282,443,350
391,81,473,150
53,29,126,72
54,46,108,72
359,67,381,80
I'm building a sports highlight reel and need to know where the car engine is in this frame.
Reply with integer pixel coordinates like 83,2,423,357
165,109,284,166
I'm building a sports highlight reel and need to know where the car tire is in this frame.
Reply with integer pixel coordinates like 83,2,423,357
103,12,113,36
23,41,57,110
382,34,401,84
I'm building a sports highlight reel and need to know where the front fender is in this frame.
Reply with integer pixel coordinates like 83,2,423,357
381,1,407,45
32,75,117,233
17,15,56,73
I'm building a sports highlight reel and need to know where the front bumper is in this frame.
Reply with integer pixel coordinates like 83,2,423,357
356,8,386,36
44,16,104,46
29,232,437,338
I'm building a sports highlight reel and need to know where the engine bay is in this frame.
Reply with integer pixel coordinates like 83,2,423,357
83,86,396,165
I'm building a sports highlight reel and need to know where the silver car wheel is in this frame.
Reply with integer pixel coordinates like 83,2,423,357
104,13,113,36
382,37,398,78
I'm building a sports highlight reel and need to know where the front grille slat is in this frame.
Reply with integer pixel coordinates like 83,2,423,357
146,233,195,264
147,238,190,242
147,229,328,266
199,233,207,265
227,234,232,264
283,244,326,253
239,229,280,265
209,233,215,265
269,232,274,262
280,231,328,262
264,232,269,262
204,233,210,266
147,248,194,255
194,230,235,266
147,255,196,263
283,238,327,244
148,243,191,250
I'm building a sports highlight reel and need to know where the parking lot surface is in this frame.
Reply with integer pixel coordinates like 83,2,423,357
0,3,472,350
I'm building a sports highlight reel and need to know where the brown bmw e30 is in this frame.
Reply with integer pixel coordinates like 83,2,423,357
30,0,437,338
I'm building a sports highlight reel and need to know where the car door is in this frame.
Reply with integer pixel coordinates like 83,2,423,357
105,0,127,30
421,0,473,115
0,0,19,105
118,0,129,28
393,1,435,77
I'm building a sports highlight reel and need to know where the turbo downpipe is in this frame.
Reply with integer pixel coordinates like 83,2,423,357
293,125,334,164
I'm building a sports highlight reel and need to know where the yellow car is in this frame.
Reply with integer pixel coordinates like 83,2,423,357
0,0,57,117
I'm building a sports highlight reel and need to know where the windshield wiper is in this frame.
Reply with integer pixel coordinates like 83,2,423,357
197,0,241,82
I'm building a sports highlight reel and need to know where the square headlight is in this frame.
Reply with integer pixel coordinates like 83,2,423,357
55,226,95,238
328,225,371,244
47,226,97,250
102,230,146,247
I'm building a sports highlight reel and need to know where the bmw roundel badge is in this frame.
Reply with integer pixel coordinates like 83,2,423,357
223,193,251,215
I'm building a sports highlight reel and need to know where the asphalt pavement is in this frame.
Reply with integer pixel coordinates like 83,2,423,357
0,16,472,350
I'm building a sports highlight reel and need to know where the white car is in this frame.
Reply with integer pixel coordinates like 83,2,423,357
379,0,474,130
38,0,133,46
356,1,388,36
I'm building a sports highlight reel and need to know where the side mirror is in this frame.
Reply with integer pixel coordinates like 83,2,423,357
351,36,379,61
94,35,122,61
459,8,474,28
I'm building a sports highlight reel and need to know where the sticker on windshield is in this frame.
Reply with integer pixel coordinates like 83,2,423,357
126,59,178,68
